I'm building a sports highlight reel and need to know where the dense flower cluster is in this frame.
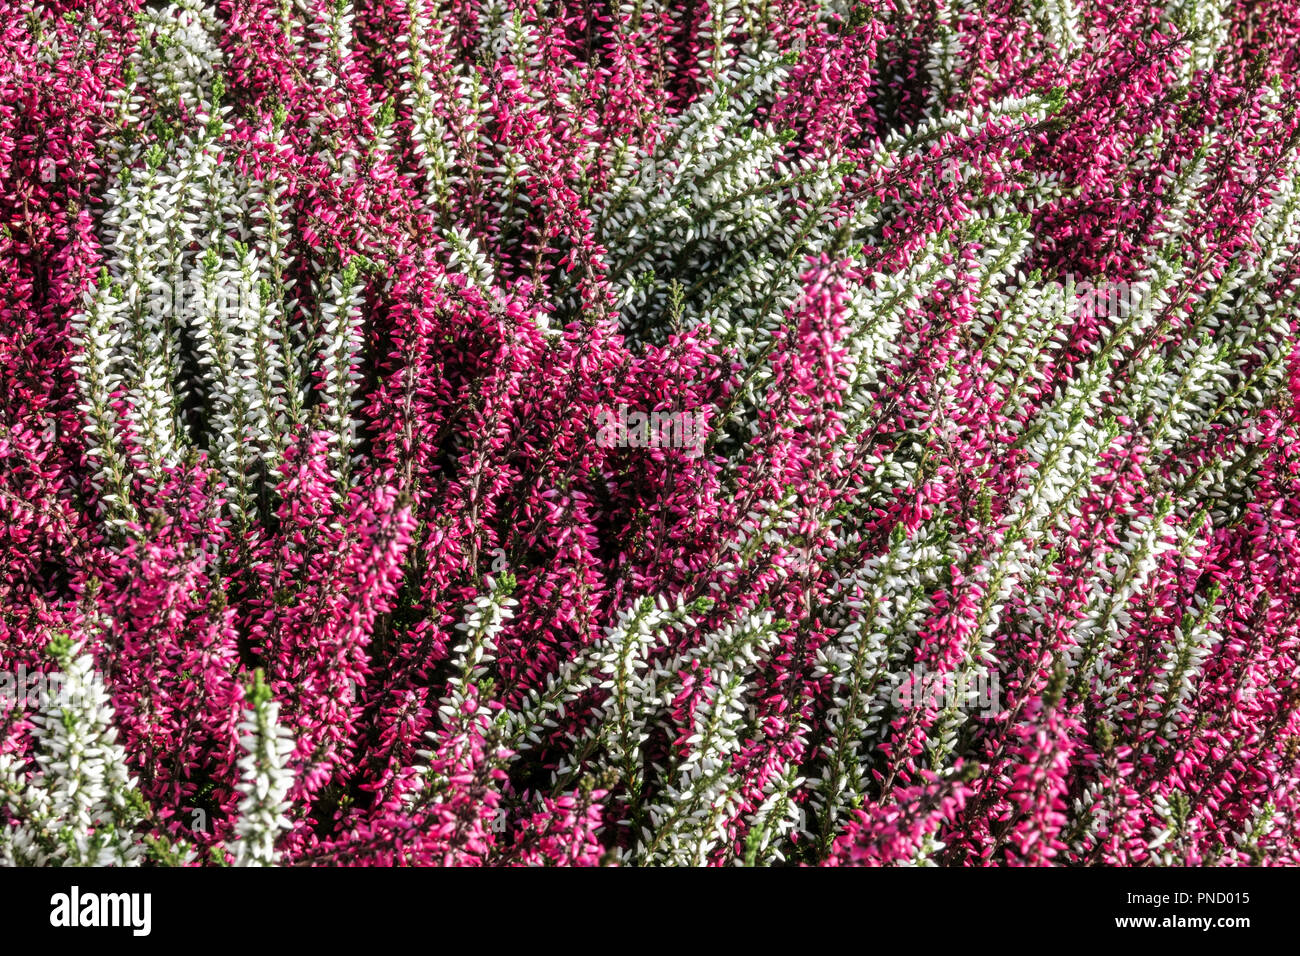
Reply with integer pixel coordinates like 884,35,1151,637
2,0,1300,866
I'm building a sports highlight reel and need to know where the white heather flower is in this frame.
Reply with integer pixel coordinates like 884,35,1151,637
0,638,159,866
230,673,297,867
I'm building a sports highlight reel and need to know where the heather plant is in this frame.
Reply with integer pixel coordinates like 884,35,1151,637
1,0,1299,867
